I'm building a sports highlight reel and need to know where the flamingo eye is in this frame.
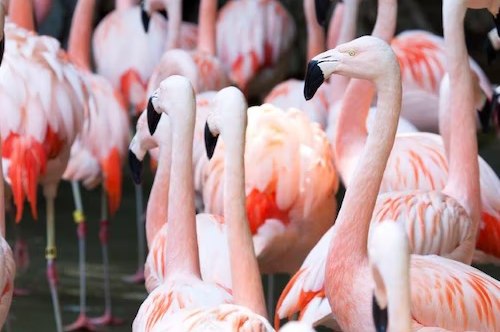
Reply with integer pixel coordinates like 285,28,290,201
348,49,356,56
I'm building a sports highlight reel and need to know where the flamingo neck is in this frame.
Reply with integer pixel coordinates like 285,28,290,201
223,116,267,318
326,2,344,49
9,0,35,31
197,0,217,55
304,0,325,61
0,3,5,41
146,145,171,247
0,137,5,237
442,0,480,263
165,106,200,277
384,260,412,332
329,75,401,265
165,0,182,50
333,0,397,184
68,0,95,71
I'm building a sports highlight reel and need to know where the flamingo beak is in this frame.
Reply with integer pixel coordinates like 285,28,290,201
315,0,335,26
141,1,151,32
485,37,496,64
147,97,161,135
0,35,4,66
372,294,388,332
128,150,143,184
204,122,219,160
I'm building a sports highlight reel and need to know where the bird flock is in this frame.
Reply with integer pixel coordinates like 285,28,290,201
0,0,499,331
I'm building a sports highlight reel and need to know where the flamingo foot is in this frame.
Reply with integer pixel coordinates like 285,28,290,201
122,267,144,284
89,311,124,326
13,288,31,296
64,314,96,331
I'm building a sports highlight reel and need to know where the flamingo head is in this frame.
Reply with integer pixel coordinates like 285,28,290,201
140,0,168,33
304,36,399,100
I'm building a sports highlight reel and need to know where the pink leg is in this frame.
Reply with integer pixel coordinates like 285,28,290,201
90,219,124,326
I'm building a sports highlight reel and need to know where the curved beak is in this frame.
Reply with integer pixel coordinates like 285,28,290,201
315,0,335,26
147,96,161,135
141,1,151,32
304,49,341,100
0,34,4,66
128,149,143,185
485,37,496,64
204,122,219,160
372,294,388,332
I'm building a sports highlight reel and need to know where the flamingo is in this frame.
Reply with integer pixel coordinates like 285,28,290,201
128,100,231,294
62,0,129,329
0,1,88,331
216,0,296,98
0,4,15,329
275,0,500,327
314,34,499,332
143,0,229,98
131,76,232,331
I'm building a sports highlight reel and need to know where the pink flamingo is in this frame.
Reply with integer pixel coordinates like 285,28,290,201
146,86,274,331
62,0,130,329
316,34,499,332
216,0,296,97
0,4,15,329
0,1,88,331
128,101,231,294
144,0,229,98
275,0,500,327
264,0,330,128
131,76,232,331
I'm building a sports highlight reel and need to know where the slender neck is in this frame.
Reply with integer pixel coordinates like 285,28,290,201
333,0,397,183
304,0,325,61
326,3,344,50
442,0,480,261
165,0,182,50
0,137,5,237
9,0,35,31
68,0,95,71
223,118,267,318
0,3,5,40
146,145,171,247
330,75,401,261
197,0,217,55
165,109,200,277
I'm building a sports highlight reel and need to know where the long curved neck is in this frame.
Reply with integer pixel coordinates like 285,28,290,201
9,0,35,31
165,0,182,50
304,0,325,61
330,74,401,262
68,0,95,71
197,0,217,55
146,145,171,247
442,0,480,263
333,0,397,184
223,114,267,318
165,108,200,277
384,257,411,332
326,3,344,49
0,137,5,237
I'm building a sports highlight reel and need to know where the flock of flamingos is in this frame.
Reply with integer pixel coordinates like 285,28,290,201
0,0,499,331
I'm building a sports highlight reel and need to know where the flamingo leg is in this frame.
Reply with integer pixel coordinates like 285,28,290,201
44,185,63,332
64,181,96,331
11,204,30,296
122,182,145,284
90,188,123,326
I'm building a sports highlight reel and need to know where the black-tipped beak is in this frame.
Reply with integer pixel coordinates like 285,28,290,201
0,35,4,66
304,60,325,100
147,97,161,135
315,0,333,26
128,149,143,185
372,295,388,332
485,36,497,65
204,122,219,160
494,10,500,37
141,1,151,32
